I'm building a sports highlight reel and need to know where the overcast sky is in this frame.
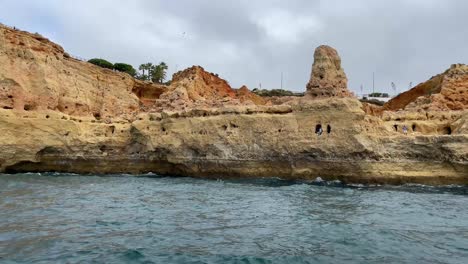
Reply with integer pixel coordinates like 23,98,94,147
1,0,467,94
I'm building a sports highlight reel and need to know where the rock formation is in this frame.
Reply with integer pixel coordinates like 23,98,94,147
0,24,163,120
383,64,468,111
148,66,267,111
0,24,466,185
306,45,353,98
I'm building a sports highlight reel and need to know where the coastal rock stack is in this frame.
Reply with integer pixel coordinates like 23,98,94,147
306,45,353,98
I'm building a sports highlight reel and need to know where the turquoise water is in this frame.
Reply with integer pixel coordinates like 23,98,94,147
0,173,467,264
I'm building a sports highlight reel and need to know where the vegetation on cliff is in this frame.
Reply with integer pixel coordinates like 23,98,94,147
88,58,114,69
137,62,168,83
368,92,390,98
88,58,137,77
87,58,168,82
252,88,304,97
114,63,137,77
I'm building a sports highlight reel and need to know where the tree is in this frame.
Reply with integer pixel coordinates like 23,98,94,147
151,62,168,83
88,58,113,69
114,63,137,77
136,62,168,83
137,63,153,81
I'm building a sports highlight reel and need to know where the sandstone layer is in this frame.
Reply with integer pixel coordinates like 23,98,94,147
0,24,466,185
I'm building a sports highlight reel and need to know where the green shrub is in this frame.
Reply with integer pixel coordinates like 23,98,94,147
252,88,304,97
88,58,114,69
368,92,389,98
113,63,137,77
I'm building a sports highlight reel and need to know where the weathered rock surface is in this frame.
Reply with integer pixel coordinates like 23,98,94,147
0,24,167,121
0,24,466,185
148,66,267,111
1,98,466,185
306,45,353,98
384,64,468,111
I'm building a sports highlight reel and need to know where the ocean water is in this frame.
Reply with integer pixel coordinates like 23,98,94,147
0,173,467,264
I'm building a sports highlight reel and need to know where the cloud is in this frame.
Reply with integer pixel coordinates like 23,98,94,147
0,0,467,94
256,9,322,44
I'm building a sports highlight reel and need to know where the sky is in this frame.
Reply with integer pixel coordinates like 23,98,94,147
1,0,467,95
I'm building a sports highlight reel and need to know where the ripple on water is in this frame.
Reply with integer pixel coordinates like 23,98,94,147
0,173,467,264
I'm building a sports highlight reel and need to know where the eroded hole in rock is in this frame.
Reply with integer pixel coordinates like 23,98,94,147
3,106,13,109
24,104,33,111
46,115,50,119
37,146,62,155
230,123,239,128
412,124,417,132
162,127,166,132
394,125,398,131
7,95,13,98
443,127,452,135
93,113,101,120
315,124,322,134
222,125,228,130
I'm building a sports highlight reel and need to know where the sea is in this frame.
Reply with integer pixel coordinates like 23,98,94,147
0,173,467,264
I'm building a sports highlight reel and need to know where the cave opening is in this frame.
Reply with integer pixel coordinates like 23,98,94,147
93,113,101,120
315,124,322,135
443,127,452,135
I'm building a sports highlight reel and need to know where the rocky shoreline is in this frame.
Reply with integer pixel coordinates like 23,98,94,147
0,24,466,185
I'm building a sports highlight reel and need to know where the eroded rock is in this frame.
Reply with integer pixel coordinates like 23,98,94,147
306,45,353,98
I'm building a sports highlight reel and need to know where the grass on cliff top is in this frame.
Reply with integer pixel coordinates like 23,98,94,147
252,88,304,97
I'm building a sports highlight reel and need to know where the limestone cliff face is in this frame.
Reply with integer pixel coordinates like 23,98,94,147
306,45,353,98
0,24,167,121
1,99,466,185
0,24,466,185
383,64,468,111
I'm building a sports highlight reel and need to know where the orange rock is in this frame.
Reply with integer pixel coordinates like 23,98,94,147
384,64,468,111
0,24,152,120
235,85,267,105
148,66,267,111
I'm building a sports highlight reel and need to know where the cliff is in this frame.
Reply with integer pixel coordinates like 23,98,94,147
0,24,466,185
383,64,468,111
0,24,163,121
144,66,266,111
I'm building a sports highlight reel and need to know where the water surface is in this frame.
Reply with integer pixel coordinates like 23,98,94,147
0,173,467,263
